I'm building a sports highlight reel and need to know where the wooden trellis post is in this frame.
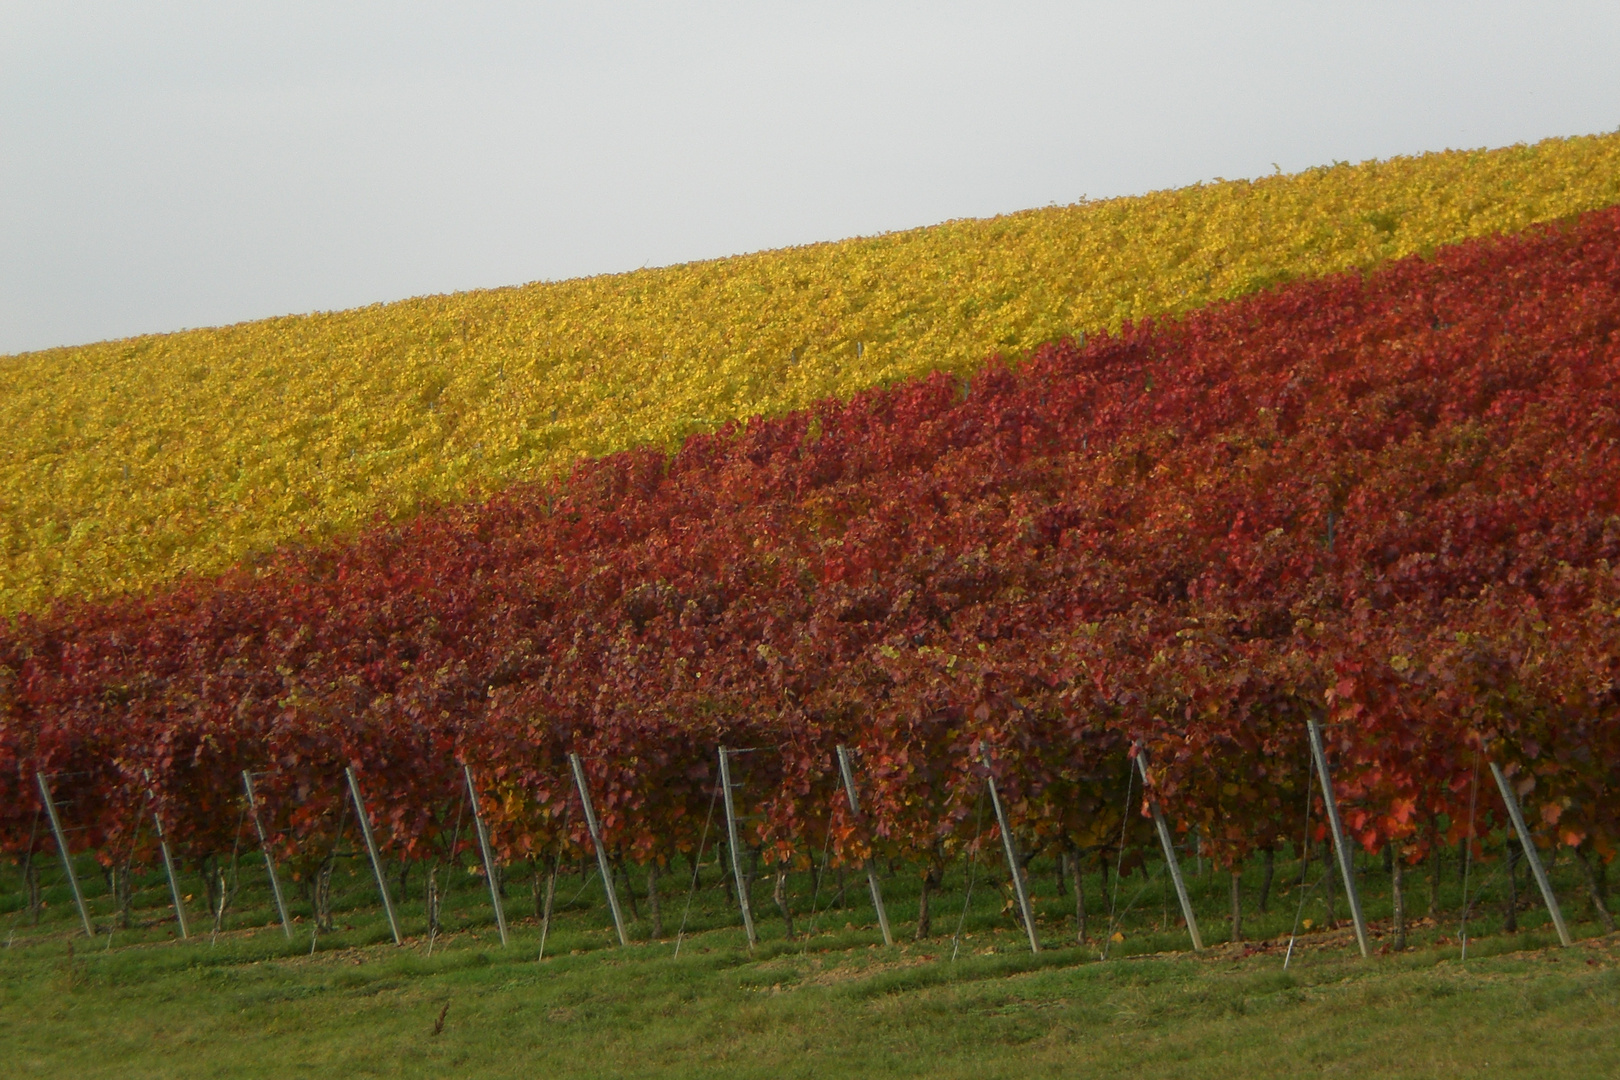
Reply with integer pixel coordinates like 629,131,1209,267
1133,748,1204,952
1489,761,1572,947
1306,718,1370,958
463,763,510,947
569,752,630,946
345,767,403,946
835,745,894,946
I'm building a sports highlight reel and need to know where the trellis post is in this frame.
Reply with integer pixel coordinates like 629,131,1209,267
463,763,510,947
345,767,403,946
569,752,630,946
1489,761,1572,947
835,745,894,947
36,773,93,938
717,747,759,950
242,771,294,939
984,757,1040,954
152,810,190,939
1133,748,1204,952
1306,717,1370,957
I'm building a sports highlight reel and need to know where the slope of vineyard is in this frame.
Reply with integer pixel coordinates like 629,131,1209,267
3,133,1620,614
7,206,1619,880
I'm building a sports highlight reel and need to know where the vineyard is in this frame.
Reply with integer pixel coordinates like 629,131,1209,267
4,134,1620,615
6,202,1620,961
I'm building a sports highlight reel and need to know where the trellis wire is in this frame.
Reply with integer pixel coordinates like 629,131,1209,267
1101,759,1136,961
427,784,470,957
797,797,840,957
950,791,988,963
674,776,722,959
558,863,603,910
5,807,43,945
107,797,150,949
1101,866,1168,959
308,792,353,955
1284,746,1317,970
210,807,247,947
1453,852,1512,960
1459,754,1481,960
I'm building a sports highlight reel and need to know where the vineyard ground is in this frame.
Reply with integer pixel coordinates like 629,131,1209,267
4,846,1619,1077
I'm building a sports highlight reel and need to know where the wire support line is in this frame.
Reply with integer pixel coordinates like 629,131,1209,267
950,791,989,963
1100,760,1137,961
424,788,472,957
1459,753,1482,960
673,780,724,959
4,808,44,944
306,797,354,955
210,808,247,947
797,810,839,957
1284,747,1317,970
533,800,573,963
1098,872,1165,954
1453,858,1513,951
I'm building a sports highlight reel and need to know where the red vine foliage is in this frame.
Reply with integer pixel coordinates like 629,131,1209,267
5,209,1620,877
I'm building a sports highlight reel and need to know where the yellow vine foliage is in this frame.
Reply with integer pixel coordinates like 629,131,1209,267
4,132,1620,614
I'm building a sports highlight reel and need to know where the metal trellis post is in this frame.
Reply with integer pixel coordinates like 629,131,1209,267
984,758,1040,954
345,767,403,946
1133,748,1204,952
1489,761,1572,947
718,747,759,950
569,752,630,946
836,745,894,947
36,772,93,938
1306,717,1370,958
463,763,510,947
152,810,190,939
242,771,294,939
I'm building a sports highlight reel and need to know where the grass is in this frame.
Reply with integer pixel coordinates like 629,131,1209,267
4,840,1618,1078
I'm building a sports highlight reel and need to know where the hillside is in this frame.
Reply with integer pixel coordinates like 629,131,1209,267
5,135,1620,1080
9,205,1620,881
3,133,1619,613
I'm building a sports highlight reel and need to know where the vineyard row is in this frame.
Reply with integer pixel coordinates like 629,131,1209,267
6,134,1619,614
18,726,1587,958
4,207,1620,915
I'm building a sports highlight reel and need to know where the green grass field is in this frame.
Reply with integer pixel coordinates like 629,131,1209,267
4,836,1618,1078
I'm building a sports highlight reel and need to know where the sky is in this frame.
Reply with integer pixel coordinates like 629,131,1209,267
2,1,1618,356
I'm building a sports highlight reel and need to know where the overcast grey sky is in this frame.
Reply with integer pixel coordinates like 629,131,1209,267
3,2,1617,356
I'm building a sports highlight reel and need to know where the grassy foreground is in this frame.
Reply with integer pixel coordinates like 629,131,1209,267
4,844,1618,1078
5,927,1619,1079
